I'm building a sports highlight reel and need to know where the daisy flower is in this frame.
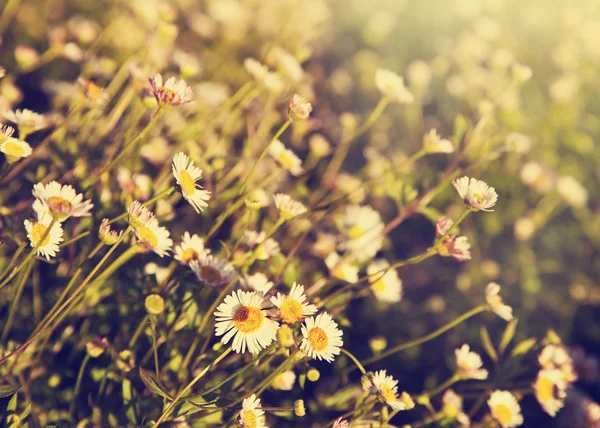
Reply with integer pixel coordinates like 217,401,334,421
487,390,524,428
3,108,50,135
1,137,32,163
423,129,454,154
366,259,402,303
455,344,488,380
556,176,588,209
337,205,384,261
288,94,312,121
147,74,194,108
442,389,470,426
435,216,472,262
244,231,280,261
134,217,173,257
538,345,578,383
214,290,279,354
485,282,514,321
242,272,274,295
0,123,15,143
32,181,93,221
300,312,343,362
190,255,236,287
244,58,270,82
268,139,303,176
98,218,122,245
239,394,268,428
172,152,211,213
77,78,109,105
174,232,210,265
272,370,296,391
452,176,498,212
325,252,359,283
533,368,567,416
128,200,155,228
271,283,317,324
273,193,307,220
375,68,414,103
24,211,64,260
363,370,407,411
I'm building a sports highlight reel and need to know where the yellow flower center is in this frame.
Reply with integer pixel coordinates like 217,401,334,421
279,298,304,324
277,152,296,169
488,295,502,309
233,305,264,334
493,404,513,424
181,248,199,263
307,326,328,352
137,225,158,248
371,278,386,293
472,192,484,204
346,224,365,240
3,141,24,157
179,170,197,196
31,223,50,246
242,410,257,428
157,86,177,105
442,404,459,418
199,265,222,283
380,384,397,404
47,196,73,214
437,243,451,257
333,266,348,281
537,376,555,402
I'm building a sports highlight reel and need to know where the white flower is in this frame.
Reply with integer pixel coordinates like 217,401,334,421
375,68,414,103
1,137,31,163
244,231,280,261
24,210,64,260
366,260,402,303
442,389,470,425
538,345,578,383
271,283,317,324
239,394,268,428
485,282,513,321
325,252,358,283
174,232,210,265
487,390,524,428
268,139,303,176
214,290,279,354
134,217,173,257
3,109,50,134
273,47,303,83
452,176,498,212
147,74,194,108
332,418,349,428
32,181,93,221
242,272,274,295
288,93,312,121
273,193,307,220
337,205,384,261
244,58,269,82
363,370,407,411
423,129,454,154
190,255,236,288
455,344,488,380
300,312,343,362
533,368,567,416
272,370,296,391
98,218,122,245
556,176,588,209
128,200,155,228
172,152,211,213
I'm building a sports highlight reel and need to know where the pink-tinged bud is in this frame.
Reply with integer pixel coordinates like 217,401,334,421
288,94,312,121
435,216,471,262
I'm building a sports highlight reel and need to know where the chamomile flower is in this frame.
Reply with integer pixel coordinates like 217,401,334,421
436,220,472,262
1,137,31,163
556,176,588,209
442,389,470,426
98,218,122,245
174,232,210,265
190,255,236,287
538,345,578,383
363,370,407,411
375,68,414,103
244,231,280,260
3,108,50,135
241,272,273,295
337,205,384,261
455,344,488,380
147,74,194,108
271,283,317,324
485,282,514,321
423,129,454,153
533,368,567,416
300,312,343,362
366,259,402,303
487,390,524,428
288,94,312,121
134,217,173,257
325,252,359,283
452,176,498,212
128,201,155,228
214,290,279,354
32,181,93,221
77,78,109,105
24,211,64,260
268,139,303,176
239,394,268,428
273,193,307,220
172,152,211,213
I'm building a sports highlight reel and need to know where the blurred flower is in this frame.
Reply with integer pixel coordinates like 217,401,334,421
442,389,470,425
15,45,40,70
85,337,109,358
273,47,303,83
455,344,488,380
288,94,312,121
214,290,279,354
300,312,343,362
98,218,122,245
147,74,194,108
0,123,14,142
242,272,274,294
452,176,498,212
174,232,210,265
514,217,536,242
244,58,269,81
134,217,173,257
238,394,267,427
77,78,109,105
145,294,165,315
173,50,202,77
271,282,317,324
24,210,64,260
309,134,331,158
366,259,402,303
172,152,211,213
435,216,471,262
556,176,588,209
488,390,524,428
512,63,533,83
533,368,567,416
375,68,414,103
325,252,358,283
333,418,349,428
274,193,307,220
485,282,514,321
312,233,337,259
294,399,306,417
3,108,50,135
268,139,303,176
1,137,31,163
337,204,384,261
190,255,236,288
538,345,578,383
423,129,454,154
363,370,407,411
243,231,280,260
272,370,296,391
33,181,93,221
116,349,135,372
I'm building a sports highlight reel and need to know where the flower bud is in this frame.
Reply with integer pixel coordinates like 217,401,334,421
369,336,387,353
145,294,165,315
277,324,295,348
116,349,135,372
294,399,306,417
288,94,312,121
86,337,109,358
400,392,415,410
307,368,320,382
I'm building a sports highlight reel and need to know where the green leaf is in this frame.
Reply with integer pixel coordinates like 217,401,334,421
7,392,17,411
139,367,174,400
480,326,498,361
499,318,519,354
0,384,21,398
511,338,537,357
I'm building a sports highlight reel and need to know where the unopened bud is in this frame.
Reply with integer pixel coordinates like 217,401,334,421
400,392,415,410
294,399,306,417
116,349,135,372
307,368,320,382
369,336,387,353
145,294,165,315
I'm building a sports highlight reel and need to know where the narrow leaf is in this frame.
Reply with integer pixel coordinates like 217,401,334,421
511,338,537,357
0,384,21,398
139,367,174,400
480,326,498,361
499,318,519,354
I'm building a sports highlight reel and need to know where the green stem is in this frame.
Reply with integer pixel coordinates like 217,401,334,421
0,0,22,36
129,315,149,348
69,353,91,419
0,242,26,284
1,260,34,342
340,348,366,375
150,316,160,379
422,374,459,398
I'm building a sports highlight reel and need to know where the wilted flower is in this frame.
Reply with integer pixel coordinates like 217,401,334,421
288,94,312,121
487,390,524,428
452,176,498,212
148,74,194,108
455,344,488,380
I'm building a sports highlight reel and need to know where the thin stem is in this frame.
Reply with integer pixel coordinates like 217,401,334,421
69,353,91,419
129,315,149,348
422,374,459,398
340,348,366,374
1,259,34,342
150,316,160,379
0,242,26,283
